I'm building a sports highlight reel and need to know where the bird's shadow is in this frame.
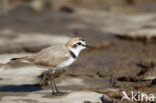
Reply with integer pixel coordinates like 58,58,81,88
0,84,42,92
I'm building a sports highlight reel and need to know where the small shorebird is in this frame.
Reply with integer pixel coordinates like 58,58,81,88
10,37,91,95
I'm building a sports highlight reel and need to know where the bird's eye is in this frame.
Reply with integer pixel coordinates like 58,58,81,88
77,42,82,45
80,39,84,42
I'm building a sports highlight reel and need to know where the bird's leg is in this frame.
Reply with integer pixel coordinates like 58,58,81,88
52,76,59,94
50,70,60,95
48,70,55,95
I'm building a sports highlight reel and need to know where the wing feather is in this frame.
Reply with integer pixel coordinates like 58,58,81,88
32,45,70,67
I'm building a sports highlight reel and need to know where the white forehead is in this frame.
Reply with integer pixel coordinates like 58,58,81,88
73,40,86,44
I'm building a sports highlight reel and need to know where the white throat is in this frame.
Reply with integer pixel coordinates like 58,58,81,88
68,47,82,57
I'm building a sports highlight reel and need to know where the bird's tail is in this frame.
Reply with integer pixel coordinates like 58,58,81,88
10,57,26,62
11,57,22,61
9,56,33,64
10,58,20,61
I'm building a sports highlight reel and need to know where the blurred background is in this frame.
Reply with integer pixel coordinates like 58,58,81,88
0,0,156,103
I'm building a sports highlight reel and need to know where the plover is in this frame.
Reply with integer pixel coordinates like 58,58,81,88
10,37,91,95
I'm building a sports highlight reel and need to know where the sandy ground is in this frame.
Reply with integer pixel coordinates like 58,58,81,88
0,5,156,103
0,90,112,103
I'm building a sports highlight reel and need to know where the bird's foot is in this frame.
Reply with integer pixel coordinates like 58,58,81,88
52,90,68,96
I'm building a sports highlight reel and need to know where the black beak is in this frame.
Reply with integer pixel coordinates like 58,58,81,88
83,44,92,48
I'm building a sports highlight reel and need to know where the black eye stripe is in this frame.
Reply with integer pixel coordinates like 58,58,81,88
77,42,82,45
73,42,83,48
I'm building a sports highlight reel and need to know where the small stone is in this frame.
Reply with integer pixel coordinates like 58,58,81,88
100,94,114,103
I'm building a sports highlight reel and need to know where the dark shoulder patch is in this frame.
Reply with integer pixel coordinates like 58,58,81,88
69,50,76,59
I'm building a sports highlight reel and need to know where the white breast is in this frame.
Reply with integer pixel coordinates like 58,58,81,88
57,57,76,69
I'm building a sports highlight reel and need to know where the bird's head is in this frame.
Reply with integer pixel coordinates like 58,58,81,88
66,37,92,57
